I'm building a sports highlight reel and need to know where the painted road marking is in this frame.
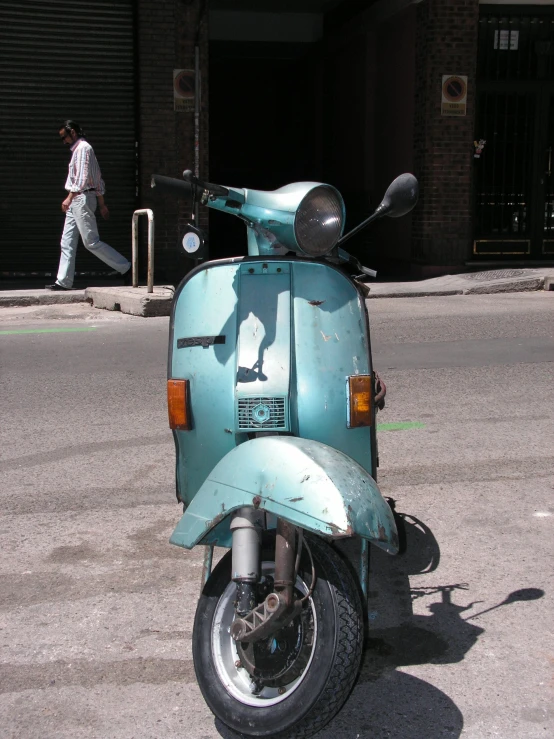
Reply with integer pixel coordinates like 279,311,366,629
377,422,426,431
0,327,98,335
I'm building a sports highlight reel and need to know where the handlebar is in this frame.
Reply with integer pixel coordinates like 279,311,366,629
150,172,230,200
182,170,229,198
151,175,194,198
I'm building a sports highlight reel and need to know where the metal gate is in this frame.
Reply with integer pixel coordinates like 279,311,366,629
0,0,136,275
474,8,554,259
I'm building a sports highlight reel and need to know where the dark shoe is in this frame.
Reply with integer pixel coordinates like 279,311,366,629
45,283,72,291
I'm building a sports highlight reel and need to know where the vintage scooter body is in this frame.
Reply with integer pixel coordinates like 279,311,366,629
154,170,419,738
168,255,397,555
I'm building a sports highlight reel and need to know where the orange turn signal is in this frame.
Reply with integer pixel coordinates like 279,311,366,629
347,375,372,428
167,379,191,430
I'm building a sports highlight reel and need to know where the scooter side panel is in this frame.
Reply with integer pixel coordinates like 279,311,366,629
291,262,374,473
170,263,243,506
169,436,398,554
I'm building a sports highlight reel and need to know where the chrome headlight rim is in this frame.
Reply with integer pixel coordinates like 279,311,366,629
293,185,345,258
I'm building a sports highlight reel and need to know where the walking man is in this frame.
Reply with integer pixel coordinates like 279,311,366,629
46,120,131,290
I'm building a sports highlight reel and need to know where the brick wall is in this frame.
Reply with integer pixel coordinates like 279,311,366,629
412,0,479,269
137,0,209,282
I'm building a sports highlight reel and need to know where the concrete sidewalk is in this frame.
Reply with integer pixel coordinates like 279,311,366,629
0,267,553,315
366,266,554,298
0,285,175,317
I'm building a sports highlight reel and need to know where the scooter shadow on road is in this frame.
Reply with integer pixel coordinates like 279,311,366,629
361,502,484,673
361,502,542,675
213,504,544,739
214,510,464,739
346,501,543,739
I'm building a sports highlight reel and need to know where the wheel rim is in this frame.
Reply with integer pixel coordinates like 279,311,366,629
211,561,318,707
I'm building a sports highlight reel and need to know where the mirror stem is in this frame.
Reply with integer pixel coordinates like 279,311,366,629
337,205,388,247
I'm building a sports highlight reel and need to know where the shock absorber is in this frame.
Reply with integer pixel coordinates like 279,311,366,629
230,507,263,615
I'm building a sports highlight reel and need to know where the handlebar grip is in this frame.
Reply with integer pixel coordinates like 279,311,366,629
183,169,229,197
150,175,194,198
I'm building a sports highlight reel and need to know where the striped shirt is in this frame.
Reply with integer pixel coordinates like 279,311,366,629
65,138,106,195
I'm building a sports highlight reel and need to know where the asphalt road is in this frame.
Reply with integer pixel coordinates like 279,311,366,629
1,293,553,739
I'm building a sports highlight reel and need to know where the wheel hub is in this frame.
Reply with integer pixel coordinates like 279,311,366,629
236,605,314,687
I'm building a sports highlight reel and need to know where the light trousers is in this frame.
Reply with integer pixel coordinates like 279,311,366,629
56,192,130,288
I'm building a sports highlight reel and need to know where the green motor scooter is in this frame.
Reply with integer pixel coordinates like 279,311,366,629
152,169,419,738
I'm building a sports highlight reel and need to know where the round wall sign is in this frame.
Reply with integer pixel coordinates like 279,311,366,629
182,231,201,253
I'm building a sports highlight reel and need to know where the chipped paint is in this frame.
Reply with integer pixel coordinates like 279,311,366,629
170,437,398,554
205,502,227,530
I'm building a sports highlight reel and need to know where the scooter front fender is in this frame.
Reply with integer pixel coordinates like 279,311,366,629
169,436,398,554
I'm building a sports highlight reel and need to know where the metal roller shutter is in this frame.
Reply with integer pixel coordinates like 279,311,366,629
0,0,136,275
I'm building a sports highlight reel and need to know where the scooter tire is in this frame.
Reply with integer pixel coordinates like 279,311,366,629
192,534,364,739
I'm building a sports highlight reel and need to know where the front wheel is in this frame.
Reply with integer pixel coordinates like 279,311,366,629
192,535,364,739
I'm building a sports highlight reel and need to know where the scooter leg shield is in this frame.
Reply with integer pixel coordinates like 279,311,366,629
169,435,398,554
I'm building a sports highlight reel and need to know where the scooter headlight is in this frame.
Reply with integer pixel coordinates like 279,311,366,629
294,185,344,257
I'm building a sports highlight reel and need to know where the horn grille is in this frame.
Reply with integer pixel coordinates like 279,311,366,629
237,396,288,431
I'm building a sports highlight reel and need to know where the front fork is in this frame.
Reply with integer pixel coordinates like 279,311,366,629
230,507,263,615
229,508,302,643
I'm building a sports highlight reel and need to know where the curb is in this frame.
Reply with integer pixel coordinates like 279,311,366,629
462,276,544,295
1,273,553,309
367,274,552,299
0,291,88,308
85,286,174,317
368,289,463,299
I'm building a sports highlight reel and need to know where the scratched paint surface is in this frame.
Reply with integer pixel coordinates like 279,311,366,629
292,261,374,471
170,436,398,554
171,259,376,508
171,263,242,506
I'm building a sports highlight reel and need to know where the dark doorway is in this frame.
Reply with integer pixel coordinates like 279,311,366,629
474,8,554,260
208,40,320,260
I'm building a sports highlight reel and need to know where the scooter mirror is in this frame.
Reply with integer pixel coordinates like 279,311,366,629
378,173,419,219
